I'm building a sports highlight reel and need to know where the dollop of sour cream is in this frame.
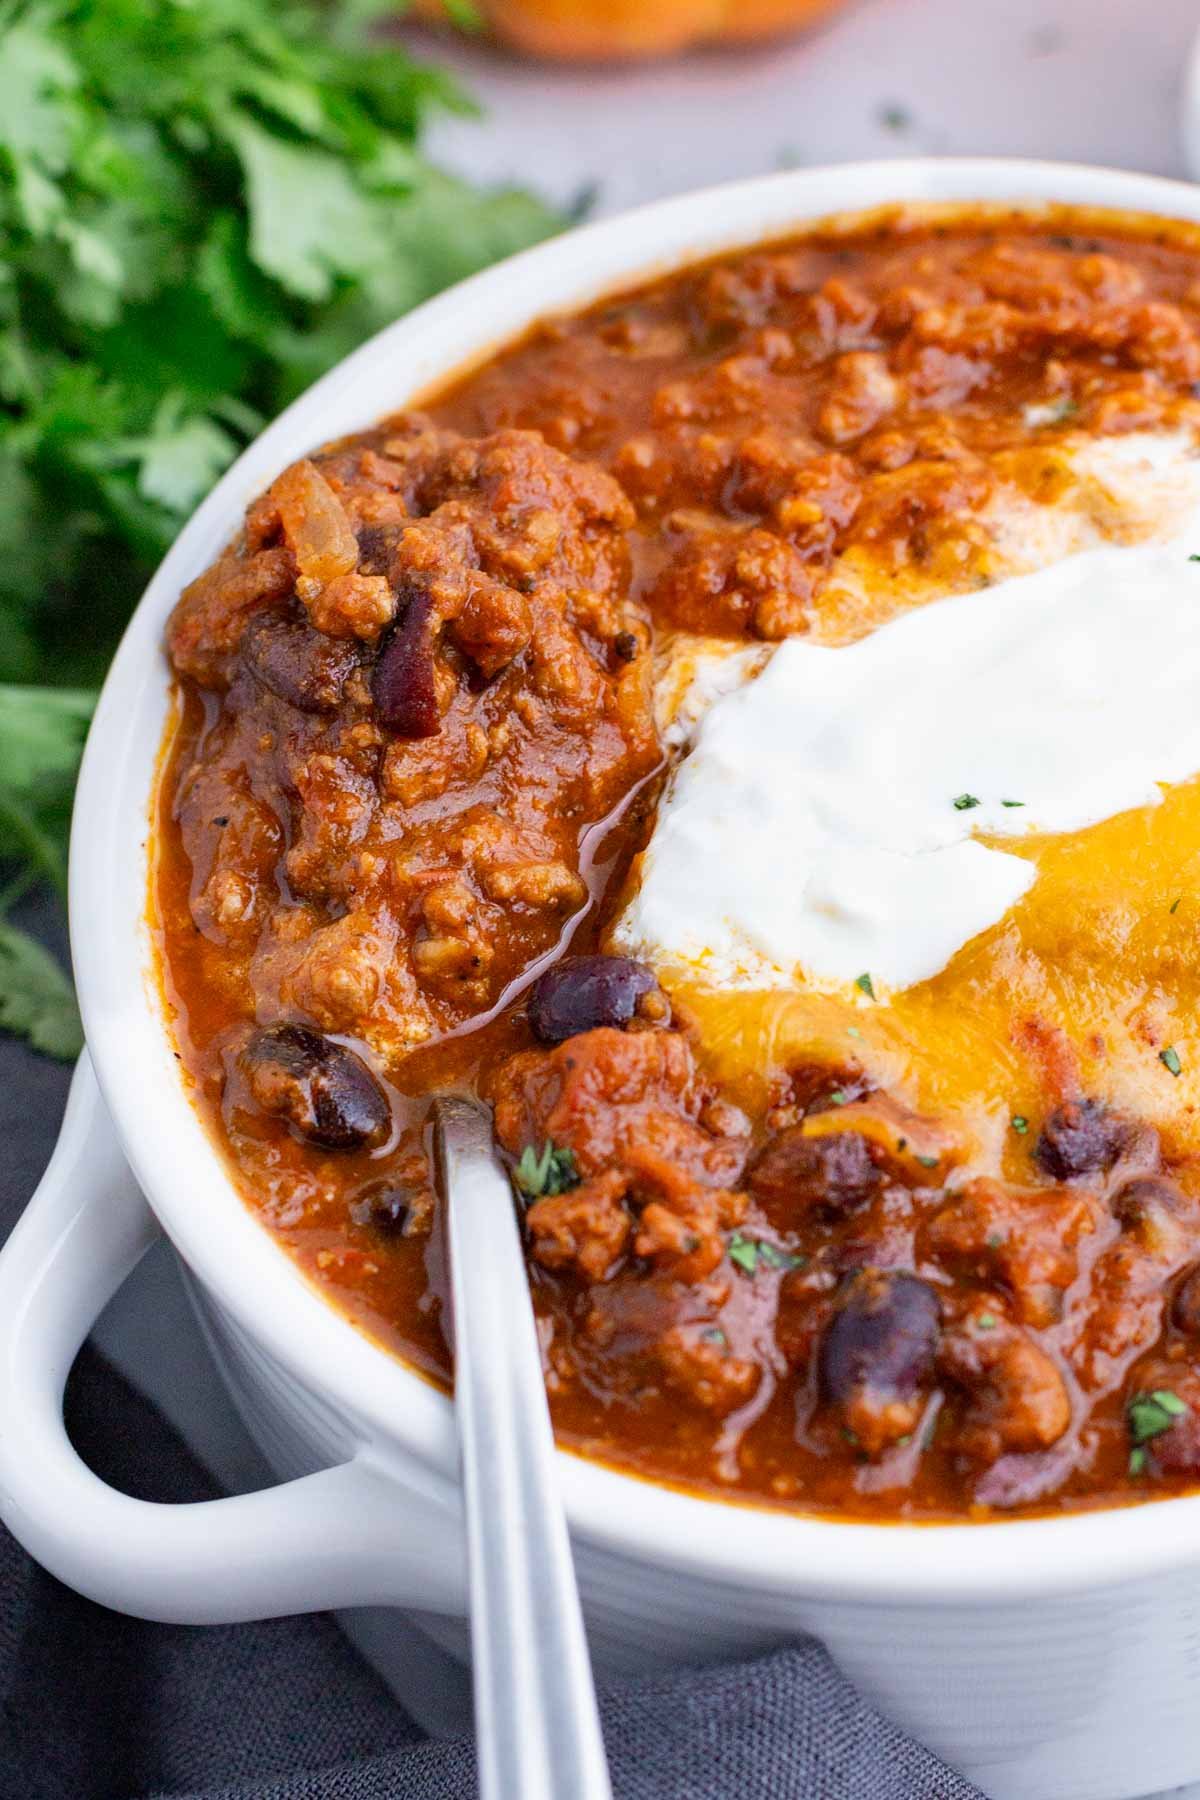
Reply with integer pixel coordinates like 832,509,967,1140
618,521,1200,994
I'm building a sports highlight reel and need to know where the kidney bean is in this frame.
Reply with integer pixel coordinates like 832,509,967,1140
819,1269,941,1408
1034,1098,1129,1182
240,613,358,713
242,1023,391,1150
528,954,657,1043
372,591,440,737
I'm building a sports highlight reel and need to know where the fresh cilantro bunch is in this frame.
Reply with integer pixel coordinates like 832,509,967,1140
0,0,559,1056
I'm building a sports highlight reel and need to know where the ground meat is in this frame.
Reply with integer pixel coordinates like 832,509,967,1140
647,520,817,639
168,544,296,687
656,1320,761,1415
939,1320,1072,1462
166,422,658,1061
1066,1177,1199,1390
493,1027,748,1282
526,1170,632,1281
748,1126,883,1219
923,1178,1103,1328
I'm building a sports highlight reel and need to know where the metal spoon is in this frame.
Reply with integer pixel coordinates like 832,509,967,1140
434,1096,613,1800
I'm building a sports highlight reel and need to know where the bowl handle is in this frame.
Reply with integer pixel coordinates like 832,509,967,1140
0,1052,466,1624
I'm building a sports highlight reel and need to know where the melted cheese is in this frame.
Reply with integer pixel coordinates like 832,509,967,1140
629,428,1200,1164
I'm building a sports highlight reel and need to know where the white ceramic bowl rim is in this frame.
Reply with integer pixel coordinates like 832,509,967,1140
71,155,1200,1609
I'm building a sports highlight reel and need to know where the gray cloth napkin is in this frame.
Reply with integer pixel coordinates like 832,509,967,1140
0,908,980,1800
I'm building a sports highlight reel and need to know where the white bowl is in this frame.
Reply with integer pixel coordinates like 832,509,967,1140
2,158,1200,1800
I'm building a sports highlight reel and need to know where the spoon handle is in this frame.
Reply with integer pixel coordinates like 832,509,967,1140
436,1097,613,1800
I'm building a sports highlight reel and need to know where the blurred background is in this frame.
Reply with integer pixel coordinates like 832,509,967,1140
418,0,1195,214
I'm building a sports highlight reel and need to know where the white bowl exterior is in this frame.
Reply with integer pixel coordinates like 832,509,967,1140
68,159,1200,1800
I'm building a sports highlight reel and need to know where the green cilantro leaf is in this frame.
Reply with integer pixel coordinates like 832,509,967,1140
953,793,981,811
513,1140,579,1200
0,685,95,897
1161,1046,1183,1078
1127,1388,1188,1472
854,971,875,999
1011,1114,1029,1134
728,1233,759,1274
225,113,385,303
0,921,83,1059
728,1232,804,1275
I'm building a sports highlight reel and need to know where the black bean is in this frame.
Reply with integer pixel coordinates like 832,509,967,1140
749,1127,881,1216
350,1185,412,1233
240,614,358,713
1034,1098,1128,1182
528,954,657,1043
242,1023,391,1150
819,1269,941,1406
372,591,440,737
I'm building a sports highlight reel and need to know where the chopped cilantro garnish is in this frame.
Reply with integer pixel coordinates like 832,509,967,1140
827,1089,847,1106
855,971,875,999
915,1152,939,1169
728,1232,804,1276
1129,1446,1149,1476
1126,1388,1188,1472
728,1234,759,1275
1161,1046,1183,1078
513,1140,579,1200
846,1025,862,1039
1000,799,1025,808
1171,896,1183,915
953,794,982,811
1011,1115,1029,1134
1190,554,1200,563
702,1327,728,1347
975,1312,997,1330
